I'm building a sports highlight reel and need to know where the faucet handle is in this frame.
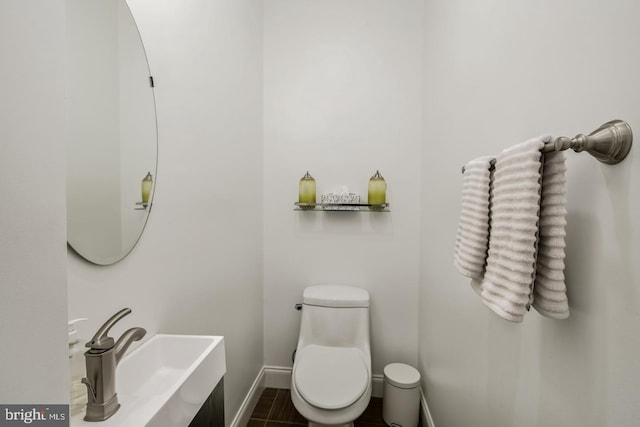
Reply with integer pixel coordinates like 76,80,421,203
86,308,132,351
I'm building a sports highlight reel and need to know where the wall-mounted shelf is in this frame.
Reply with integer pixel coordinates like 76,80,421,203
294,202,390,212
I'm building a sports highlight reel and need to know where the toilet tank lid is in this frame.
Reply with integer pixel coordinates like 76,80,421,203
303,285,370,308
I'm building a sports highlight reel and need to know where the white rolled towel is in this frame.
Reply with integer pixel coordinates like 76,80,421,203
532,150,569,319
480,137,548,322
454,156,494,282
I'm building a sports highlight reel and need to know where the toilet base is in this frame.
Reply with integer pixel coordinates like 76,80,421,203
309,422,354,427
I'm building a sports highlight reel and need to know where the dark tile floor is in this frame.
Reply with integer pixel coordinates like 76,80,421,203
247,388,386,427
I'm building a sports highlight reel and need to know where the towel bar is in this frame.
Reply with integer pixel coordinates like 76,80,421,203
461,119,633,173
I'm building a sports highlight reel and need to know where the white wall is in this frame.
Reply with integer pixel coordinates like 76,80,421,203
0,0,69,404
419,1,640,426
67,0,264,422
263,0,423,375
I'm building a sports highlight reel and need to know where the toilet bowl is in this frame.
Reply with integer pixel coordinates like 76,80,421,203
291,285,371,426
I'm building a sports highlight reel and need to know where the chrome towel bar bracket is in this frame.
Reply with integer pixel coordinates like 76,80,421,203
543,119,633,165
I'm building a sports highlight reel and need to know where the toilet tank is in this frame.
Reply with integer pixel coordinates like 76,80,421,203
297,285,370,350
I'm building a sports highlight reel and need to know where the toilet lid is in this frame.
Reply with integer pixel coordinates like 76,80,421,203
294,345,369,410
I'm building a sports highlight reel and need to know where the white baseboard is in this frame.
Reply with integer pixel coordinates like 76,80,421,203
264,365,292,389
263,365,384,398
229,367,265,427
420,388,436,427
371,374,384,398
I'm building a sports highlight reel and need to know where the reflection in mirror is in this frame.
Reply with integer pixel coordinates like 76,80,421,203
66,0,158,265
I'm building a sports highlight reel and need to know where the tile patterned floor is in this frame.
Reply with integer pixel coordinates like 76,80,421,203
247,388,386,427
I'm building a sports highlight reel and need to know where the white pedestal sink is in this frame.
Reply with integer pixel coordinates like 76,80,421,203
71,334,226,427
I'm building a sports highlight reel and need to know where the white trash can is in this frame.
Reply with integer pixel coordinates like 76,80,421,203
382,363,421,427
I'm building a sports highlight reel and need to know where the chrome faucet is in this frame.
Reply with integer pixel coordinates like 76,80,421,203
81,308,146,421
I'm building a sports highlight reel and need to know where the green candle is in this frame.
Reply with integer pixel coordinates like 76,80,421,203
141,172,153,205
299,171,316,208
368,170,386,209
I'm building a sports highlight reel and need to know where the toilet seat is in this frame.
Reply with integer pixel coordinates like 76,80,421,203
294,344,369,410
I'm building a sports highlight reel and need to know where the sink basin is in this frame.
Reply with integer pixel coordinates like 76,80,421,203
72,334,226,427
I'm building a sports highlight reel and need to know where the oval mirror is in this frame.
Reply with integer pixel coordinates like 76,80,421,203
66,0,157,265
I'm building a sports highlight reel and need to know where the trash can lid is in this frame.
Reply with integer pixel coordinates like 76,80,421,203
384,363,421,389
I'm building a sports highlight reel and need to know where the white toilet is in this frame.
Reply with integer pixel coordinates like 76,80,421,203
291,285,372,427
